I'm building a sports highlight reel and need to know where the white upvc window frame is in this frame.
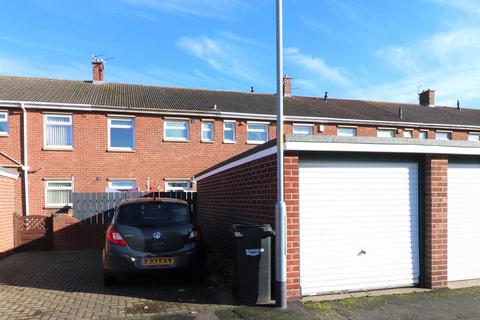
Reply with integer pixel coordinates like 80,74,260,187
436,130,452,141
0,111,8,136
468,132,480,142
108,116,135,151
377,128,396,138
43,113,73,150
403,129,413,138
165,180,192,192
337,126,357,137
223,120,236,143
201,120,214,142
419,130,428,139
164,118,190,142
45,179,74,208
246,121,269,144
108,179,136,191
292,123,314,135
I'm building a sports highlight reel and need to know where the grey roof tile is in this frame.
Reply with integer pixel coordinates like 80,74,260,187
1,76,479,126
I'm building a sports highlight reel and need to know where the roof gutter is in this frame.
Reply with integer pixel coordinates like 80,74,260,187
20,102,30,216
2,99,480,131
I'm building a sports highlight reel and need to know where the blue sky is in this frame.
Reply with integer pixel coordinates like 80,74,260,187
1,0,480,107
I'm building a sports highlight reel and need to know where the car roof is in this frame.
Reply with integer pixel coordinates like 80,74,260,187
117,197,188,206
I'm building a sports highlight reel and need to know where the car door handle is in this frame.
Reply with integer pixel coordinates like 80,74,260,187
358,249,366,256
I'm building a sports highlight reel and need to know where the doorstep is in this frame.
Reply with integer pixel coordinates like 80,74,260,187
300,287,431,302
448,279,480,289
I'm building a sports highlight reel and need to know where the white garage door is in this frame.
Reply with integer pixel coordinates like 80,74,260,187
299,160,420,296
448,163,480,281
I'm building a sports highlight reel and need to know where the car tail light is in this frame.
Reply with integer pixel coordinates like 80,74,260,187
107,226,128,247
186,225,202,243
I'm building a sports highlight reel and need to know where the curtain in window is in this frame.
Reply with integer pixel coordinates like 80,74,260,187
46,182,73,206
46,116,72,146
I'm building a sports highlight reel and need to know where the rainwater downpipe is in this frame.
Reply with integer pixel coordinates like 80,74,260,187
20,102,30,216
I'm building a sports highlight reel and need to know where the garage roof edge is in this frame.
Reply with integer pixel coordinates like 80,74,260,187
0,166,19,179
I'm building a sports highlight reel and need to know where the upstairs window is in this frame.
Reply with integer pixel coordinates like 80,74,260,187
377,129,396,138
403,130,413,138
44,114,73,149
108,117,135,150
468,133,480,142
201,121,214,142
247,122,269,144
45,180,73,207
293,124,314,135
337,127,357,137
164,119,189,141
0,111,8,135
436,131,452,140
419,130,428,139
165,180,192,192
223,121,236,143
108,180,136,191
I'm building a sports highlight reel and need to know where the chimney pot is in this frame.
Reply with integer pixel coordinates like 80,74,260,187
419,89,435,107
92,58,104,83
283,75,292,97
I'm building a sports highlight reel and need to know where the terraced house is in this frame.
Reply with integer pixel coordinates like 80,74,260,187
0,60,480,218
4,60,480,297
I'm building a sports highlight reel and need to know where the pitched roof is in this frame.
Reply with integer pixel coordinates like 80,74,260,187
1,76,480,127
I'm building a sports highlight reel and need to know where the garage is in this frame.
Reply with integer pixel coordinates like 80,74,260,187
448,163,480,282
299,159,420,295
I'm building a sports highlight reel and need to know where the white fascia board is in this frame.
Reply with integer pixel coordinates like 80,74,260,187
3,99,480,131
285,141,480,155
195,146,277,181
0,168,19,179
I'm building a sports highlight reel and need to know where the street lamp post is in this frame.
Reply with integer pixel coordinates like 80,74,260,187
275,0,287,310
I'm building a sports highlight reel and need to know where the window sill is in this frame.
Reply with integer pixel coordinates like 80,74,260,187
223,141,236,144
43,147,74,151
107,148,136,153
247,141,267,145
163,139,190,143
44,205,72,209
201,140,214,143
0,133,8,137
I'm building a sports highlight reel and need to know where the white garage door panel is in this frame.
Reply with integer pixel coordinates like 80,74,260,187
299,161,420,296
448,163,480,281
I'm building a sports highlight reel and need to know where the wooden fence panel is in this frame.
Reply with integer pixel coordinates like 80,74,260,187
72,192,197,224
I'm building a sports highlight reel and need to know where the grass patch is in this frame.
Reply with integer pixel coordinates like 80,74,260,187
215,306,310,320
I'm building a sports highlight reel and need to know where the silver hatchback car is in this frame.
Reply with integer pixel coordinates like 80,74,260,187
102,198,204,286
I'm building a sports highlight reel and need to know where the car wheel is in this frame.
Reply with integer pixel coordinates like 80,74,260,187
103,273,116,287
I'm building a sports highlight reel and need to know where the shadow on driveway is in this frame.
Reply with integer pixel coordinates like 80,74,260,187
0,250,237,319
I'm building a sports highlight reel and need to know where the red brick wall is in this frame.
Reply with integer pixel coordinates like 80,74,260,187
0,175,16,256
196,152,301,299
0,107,471,218
284,154,300,299
196,154,277,248
53,215,107,251
1,109,298,216
424,154,448,288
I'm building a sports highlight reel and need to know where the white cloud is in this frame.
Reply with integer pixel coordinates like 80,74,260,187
176,33,267,85
285,47,352,90
426,0,480,16
118,0,244,19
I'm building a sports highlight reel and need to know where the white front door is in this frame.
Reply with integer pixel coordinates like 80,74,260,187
299,160,420,296
448,163,480,281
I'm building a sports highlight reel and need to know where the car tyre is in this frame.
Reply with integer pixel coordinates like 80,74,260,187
103,273,116,287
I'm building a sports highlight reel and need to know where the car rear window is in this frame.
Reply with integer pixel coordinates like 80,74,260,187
116,203,191,227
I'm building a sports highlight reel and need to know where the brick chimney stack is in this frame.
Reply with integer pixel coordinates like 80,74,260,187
283,75,292,97
92,58,104,83
419,89,435,107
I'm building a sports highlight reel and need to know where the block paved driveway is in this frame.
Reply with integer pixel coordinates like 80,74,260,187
0,250,235,319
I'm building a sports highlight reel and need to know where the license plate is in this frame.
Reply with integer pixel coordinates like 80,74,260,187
142,257,174,266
